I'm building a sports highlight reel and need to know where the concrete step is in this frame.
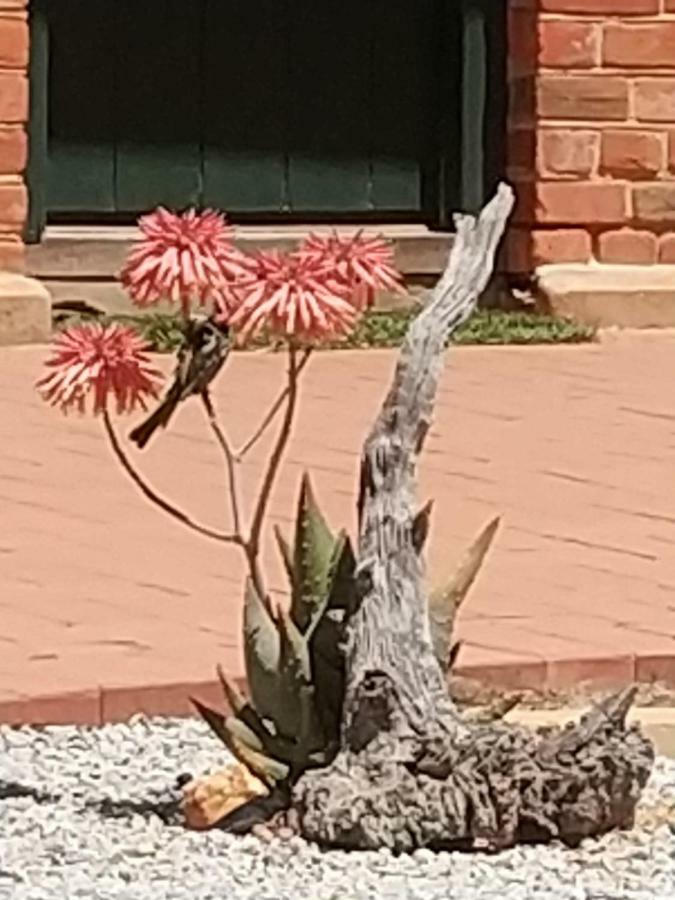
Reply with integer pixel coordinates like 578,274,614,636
537,263,675,328
27,224,455,281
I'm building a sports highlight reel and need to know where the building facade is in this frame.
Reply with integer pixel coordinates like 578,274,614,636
1,1,675,323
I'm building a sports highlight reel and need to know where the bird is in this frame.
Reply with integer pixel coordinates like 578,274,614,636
129,315,231,449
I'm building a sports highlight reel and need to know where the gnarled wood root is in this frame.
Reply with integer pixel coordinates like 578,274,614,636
293,684,654,853
210,186,654,853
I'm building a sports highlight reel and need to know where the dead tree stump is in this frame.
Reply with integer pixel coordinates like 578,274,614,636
292,185,654,852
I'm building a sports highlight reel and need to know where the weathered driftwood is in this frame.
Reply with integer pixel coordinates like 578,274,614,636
292,185,654,851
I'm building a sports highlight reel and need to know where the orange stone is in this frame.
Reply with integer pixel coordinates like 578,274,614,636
182,763,268,830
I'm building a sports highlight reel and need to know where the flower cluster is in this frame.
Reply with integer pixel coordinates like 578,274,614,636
299,231,404,309
36,323,162,415
229,231,403,342
39,206,405,413
228,250,358,343
120,207,249,317
119,208,404,342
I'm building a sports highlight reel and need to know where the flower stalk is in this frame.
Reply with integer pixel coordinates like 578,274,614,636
102,409,241,545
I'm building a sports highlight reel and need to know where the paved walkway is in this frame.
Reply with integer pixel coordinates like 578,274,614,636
3,332,675,723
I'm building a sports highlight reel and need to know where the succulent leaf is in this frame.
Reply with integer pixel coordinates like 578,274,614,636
429,516,500,668
225,716,290,786
447,640,462,670
243,577,282,722
305,532,353,747
191,697,232,749
191,698,282,781
274,525,295,589
324,530,357,615
411,499,434,555
222,473,357,786
273,608,322,746
226,715,265,753
290,472,335,632
309,637,343,750
216,664,246,715
278,607,312,682
215,664,274,744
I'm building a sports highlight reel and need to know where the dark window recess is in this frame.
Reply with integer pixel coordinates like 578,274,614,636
27,0,505,236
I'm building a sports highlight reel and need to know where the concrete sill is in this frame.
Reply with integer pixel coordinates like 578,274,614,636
27,224,455,281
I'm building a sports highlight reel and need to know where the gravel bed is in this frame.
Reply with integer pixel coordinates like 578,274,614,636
1,716,674,900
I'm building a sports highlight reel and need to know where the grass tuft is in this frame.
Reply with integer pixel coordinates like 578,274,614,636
54,307,596,354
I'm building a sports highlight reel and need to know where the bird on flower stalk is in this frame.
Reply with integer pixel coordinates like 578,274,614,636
129,315,231,449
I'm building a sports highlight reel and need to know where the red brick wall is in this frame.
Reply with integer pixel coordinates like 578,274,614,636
507,0,675,271
0,0,27,272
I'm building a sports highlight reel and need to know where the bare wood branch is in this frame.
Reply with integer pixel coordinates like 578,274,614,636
463,693,522,724
102,411,242,545
344,184,516,742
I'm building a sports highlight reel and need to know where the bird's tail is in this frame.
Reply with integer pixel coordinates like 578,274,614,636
129,395,179,449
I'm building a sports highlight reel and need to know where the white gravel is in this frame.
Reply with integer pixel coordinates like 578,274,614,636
1,716,674,900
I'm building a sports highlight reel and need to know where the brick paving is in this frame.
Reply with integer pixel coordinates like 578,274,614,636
2,331,675,723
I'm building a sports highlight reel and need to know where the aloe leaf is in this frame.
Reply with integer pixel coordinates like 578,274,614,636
225,715,265,753
274,524,295,590
429,516,500,668
190,697,231,750
324,530,357,614
215,664,272,744
216,664,247,714
191,699,283,784
243,577,281,721
278,607,312,682
306,532,352,747
224,716,290,786
411,499,434,555
447,640,462,670
290,472,335,632
272,608,319,743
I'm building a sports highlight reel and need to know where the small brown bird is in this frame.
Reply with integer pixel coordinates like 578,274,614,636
129,315,231,449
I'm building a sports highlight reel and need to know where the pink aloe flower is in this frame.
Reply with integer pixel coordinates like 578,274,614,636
229,250,360,342
36,322,163,415
120,207,250,316
298,231,404,309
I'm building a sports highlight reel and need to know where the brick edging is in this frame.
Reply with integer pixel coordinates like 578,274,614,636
2,654,674,726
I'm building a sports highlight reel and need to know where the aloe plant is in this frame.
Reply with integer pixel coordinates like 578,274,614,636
193,475,500,789
193,473,355,784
